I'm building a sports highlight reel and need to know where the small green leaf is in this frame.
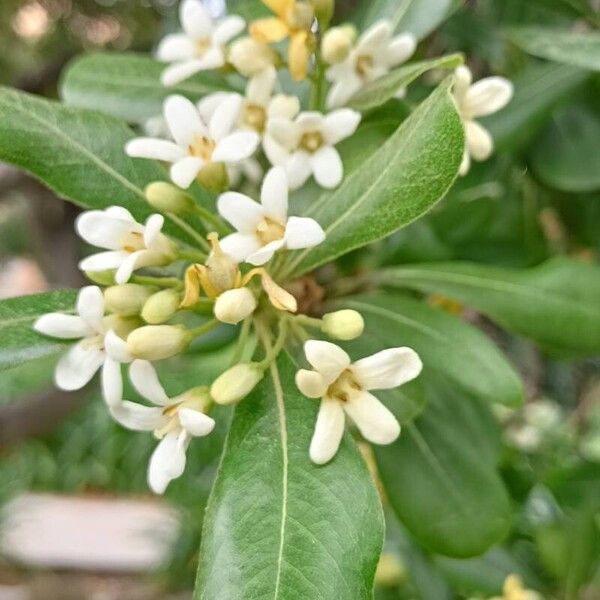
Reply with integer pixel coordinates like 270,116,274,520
280,80,463,279
0,290,77,372
507,26,600,72
348,53,464,112
61,52,238,123
195,351,384,599
378,258,600,357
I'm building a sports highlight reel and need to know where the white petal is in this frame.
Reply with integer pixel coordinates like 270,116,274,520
111,401,165,431
161,60,203,87
310,146,343,189
115,250,145,285
212,15,245,46
76,210,140,250
284,216,325,250
296,111,325,132
125,138,185,163
209,94,243,141
295,369,327,398
326,77,363,109
79,251,127,273
219,232,261,262
322,109,361,145
465,77,514,118
180,0,213,40
129,359,170,406
358,21,392,52
267,118,301,149
352,347,423,390
198,92,237,122
285,151,312,190
263,134,290,166
212,131,260,163
148,431,188,494
267,94,300,120
105,206,135,222
102,356,123,407
77,286,104,332
459,149,470,176
309,399,345,465
55,340,104,391
247,66,277,106
170,156,204,189
385,33,416,67
304,340,350,384
245,239,285,266
156,33,196,62
179,408,215,437
261,166,288,222
240,157,264,183
104,329,132,363
144,214,164,247
164,95,206,147
217,191,265,232
465,120,494,161
34,314,92,339
344,390,400,445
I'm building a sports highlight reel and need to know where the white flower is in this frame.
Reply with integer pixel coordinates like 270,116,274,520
125,95,260,190
33,286,132,401
229,36,279,77
76,207,177,285
217,166,325,265
110,360,215,494
266,108,361,189
325,21,416,109
296,340,422,464
453,65,513,175
156,0,245,86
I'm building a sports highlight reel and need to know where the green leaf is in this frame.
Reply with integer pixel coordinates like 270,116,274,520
529,104,600,192
195,351,384,599
506,27,600,71
340,294,523,408
348,54,464,112
61,52,238,123
377,258,600,357
279,80,464,279
375,376,511,558
0,290,77,372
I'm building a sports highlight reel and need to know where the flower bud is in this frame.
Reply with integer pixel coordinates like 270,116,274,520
127,325,191,361
322,26,356,64
210,363,264,405
198,161,229,194
104,284,154,316
103,315,142,339
229,37,279,77
321,309,364,340
214,287,257,325
85,269,116,286
145,181,195,215
205,233,240,293
142,289,181,324
310,0,334,28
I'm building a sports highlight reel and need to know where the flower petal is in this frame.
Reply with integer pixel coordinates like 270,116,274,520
34,314,92,339
309,399,345,465
465,120,494,161
310,146,343,189
326,76,363,110
125,138,185,163
217,191,265,232
357,21,392,52
209,94,243,141
148,431,189,494
219,232,261,262
247,66,277,106
250,17,290,43
343,390,400,445
129,359,170,406
304,340,350,384
144,214,164,247
261,166,288,222
77,285,104,332
179,408,216,437
267,117,301,149
110,401,165,431
79,251,128,273
115,250,145,285
161,60,204,87
284,216,325,250
385,33,416,67
289,30,310,81
198,92,237,123
352,347,423,390
285,151,312,190
156,33,196,62
180,0,213,40
268,94,300,120
465,77,513,118
55,340,104,391
263,134,290,166
170,156,204,189
322,109,361,145
164,95,206,147
76,210,140,250
246,238,285,265
212,15,245,46
212,131,260,163
295,111,325,131
104,329,132,363
295,369,327,398
102,356,123,407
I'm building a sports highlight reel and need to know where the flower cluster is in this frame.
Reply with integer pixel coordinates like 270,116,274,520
34,0,513,493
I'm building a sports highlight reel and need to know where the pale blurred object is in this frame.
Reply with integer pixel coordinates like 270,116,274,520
0,258,47,299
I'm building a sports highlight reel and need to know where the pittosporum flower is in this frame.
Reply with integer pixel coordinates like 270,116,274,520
33,286,133,398
126,95,260,190
218,166,325,265
266,109,361,189
453,65,513,175
295,340,422,464
228,36,279,77
76,207,177,285
325,21,416,109
109,359,215,494
156,0,245,86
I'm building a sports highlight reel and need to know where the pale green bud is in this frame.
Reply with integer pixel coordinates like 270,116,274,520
229,36,279,77
214,287,257,325
321,309,364,340
141,289,181,324
127,325,191,361
321,25,356,64
198,162,229,194
310,0,334,28
85,270,116,286
104,284,154,316
210,363,264,405
145,181,195,215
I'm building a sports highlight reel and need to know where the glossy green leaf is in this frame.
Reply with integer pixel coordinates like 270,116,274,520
279,80,464,279
375,376,511,558
0,290,77,372
61,52,238,123
340,294,523,407
507,27,600,71
348,53,464,112
195,351,384,599
377,258,600,356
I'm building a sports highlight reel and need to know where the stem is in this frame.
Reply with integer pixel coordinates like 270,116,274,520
229,317,253,366
178,248,207,263
192,205,229,236
188,319,219,338
257,317,289,369
130,275,182,289
168,213,211,252
309,50,326,111
294,314,323,329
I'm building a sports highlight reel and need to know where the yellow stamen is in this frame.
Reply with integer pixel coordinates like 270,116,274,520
326,369,361,402
356,55,374,78
255,216,286,245
188,136,216,161
120,231,145,253
299,130,324,153
243,103,268,133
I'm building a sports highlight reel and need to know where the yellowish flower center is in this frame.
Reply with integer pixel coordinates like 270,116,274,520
327,369,362,402
356,54,374,78
80,334,104,351
195,38,212,57
243,103,267,133
121,230,145,253
256,216,286,245
300,130,324,153
188,135,216,161
155,395,206,439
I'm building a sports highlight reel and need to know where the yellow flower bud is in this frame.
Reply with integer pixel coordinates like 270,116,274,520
141,289,181,324
104,284,154,316
210,363,264,405
127,325,191,361
198,161,229,194
229,36,279,77
205,233,241,294
321,26,356,64
214,287,257,325
321,309,364,340
145,181,195,215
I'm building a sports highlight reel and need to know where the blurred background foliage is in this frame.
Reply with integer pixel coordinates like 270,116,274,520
0,0,599,599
